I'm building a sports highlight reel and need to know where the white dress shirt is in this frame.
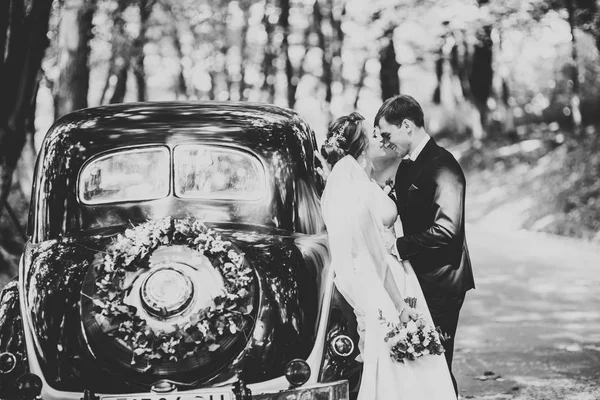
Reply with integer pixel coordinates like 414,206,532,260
406,134,430,161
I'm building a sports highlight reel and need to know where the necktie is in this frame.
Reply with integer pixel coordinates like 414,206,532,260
396,158,413,198
399,158,413,172
396,158,413,189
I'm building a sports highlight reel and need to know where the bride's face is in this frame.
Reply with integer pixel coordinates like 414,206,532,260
364,121,386,160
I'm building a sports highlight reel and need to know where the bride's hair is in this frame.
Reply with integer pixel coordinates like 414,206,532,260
321,112,368,167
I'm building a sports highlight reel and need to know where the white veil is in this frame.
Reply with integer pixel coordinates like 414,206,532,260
321,155,399,395
321,156,389,305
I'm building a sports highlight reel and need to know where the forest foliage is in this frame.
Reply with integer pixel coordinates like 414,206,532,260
1,0,600,281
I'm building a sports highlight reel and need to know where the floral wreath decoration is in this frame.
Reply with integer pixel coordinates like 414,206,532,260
91,217,254,364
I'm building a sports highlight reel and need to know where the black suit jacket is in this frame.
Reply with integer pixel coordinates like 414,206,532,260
394,138,475,297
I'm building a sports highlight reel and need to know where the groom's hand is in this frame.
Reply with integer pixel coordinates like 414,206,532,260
389,240,402,261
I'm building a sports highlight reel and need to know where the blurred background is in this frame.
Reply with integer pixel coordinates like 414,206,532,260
1,0,600,397
2,0,600,315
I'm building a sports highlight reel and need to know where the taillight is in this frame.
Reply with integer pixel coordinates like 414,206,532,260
0,352,17,374
329,335,355,358
15,373,43,400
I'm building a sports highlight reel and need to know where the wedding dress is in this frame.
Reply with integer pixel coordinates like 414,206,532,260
321,155,456,400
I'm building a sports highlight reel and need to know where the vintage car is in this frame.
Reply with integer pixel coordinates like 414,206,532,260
0,102,363,400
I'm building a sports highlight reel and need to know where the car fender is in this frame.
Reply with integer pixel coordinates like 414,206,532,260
0,277,28,397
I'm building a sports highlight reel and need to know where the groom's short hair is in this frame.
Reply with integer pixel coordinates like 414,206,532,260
375,95,424,128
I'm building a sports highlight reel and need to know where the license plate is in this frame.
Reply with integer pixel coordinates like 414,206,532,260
101,390,232,400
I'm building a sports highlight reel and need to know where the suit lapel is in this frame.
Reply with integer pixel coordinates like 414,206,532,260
403,138,437,191
396,139,438,216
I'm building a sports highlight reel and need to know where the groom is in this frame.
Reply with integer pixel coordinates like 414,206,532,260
375,95,475,396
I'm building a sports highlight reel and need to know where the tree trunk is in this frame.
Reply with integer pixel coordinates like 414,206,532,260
313,0,332,121
330,2,345,97
132,0,151,102
98,53,115,105
109,58,130,104
208,70,216,100
173,31,188,99
16,83,39,204
354,58,367,109
54,0,96,119
0,0,54,218
596,0,600,53
221,44,232,101
566,0,582,131
279,0,295,108
468,24,493,132
289,26,311,110
450,32,471,100
261,1,277,103
571,0,599,52
239,1,251,101
493,28,515,138
161,1,189,100
108,0,130,104
446,30,484,141
0,0,9,63
379,28,400,101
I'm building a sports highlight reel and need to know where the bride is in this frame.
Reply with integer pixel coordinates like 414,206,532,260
320,112,456,400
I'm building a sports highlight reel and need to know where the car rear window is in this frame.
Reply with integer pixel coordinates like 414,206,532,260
174,145,266,200
78,147,170,204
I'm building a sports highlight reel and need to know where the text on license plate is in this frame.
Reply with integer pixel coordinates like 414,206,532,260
101,392,232,400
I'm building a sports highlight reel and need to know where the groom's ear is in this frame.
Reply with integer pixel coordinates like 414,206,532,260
403,119,414,134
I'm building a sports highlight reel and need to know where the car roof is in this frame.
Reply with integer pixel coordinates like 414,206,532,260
51,101,300,138
42,101,319,161
65,101,297,123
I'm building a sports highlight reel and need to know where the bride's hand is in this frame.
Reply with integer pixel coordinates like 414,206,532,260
315,152,331,181
399,307,419,323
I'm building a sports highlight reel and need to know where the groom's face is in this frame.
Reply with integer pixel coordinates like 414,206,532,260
378,117,411,158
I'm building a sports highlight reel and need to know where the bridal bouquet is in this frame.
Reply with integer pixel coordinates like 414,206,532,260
379,297,447,363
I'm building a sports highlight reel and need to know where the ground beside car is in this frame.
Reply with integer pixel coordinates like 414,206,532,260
454,224,600,400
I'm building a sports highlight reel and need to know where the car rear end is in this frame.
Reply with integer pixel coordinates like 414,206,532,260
6,102,351,400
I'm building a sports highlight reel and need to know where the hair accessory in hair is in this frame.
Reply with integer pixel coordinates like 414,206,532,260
324,120,350,148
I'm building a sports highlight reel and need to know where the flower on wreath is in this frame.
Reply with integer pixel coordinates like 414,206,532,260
92,217,253,365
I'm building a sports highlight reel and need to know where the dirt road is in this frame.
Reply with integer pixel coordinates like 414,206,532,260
454,225,600,400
